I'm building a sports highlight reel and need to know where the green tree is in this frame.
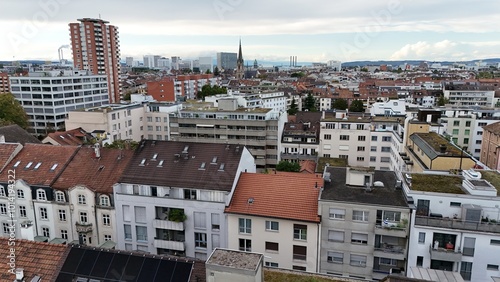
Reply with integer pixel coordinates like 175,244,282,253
332,98,348,110
0,93,29,129
304,93,317,112
288,97,298,115
104,139,139,150
291,72,305,78
349,99,364,112
276,161,300,172
437,95,449,106
213,66,220,76
205,69,212,74
196,84,227,100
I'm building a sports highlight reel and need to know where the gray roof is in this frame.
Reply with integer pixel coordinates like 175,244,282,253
320,167,408,207
0,124,41,145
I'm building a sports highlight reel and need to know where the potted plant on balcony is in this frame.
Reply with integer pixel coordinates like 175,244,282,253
168,208,187,222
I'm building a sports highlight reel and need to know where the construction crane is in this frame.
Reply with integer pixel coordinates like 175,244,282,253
58,45,70,65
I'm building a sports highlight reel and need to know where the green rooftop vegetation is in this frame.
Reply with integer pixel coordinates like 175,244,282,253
317,157,348,172
415,132,462,155
411,173,465,194
265,269,353,282
480,170,500,196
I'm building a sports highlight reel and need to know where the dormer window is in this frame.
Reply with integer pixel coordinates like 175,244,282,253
100,195,110,206
37,189,47,201
78,194,86,205
55,191,65,202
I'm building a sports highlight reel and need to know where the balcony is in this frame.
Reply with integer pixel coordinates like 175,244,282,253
75,222,93,233
415,216,500,234
374,245,406,261
153,239,185,251
375,225,408,237
429,244,462,262
280,153,317,161
153,219,184,231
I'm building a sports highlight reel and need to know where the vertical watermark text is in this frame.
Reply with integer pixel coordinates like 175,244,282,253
6,169,16,276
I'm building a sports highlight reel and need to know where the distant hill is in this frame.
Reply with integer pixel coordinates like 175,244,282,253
341,58,500,67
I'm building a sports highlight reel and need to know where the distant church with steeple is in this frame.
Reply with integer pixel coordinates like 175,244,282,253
236,39,244,79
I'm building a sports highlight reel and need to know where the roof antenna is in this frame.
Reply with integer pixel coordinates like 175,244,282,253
99,13,101,19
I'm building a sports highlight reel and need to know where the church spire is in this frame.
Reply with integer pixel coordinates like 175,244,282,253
236,38,244,79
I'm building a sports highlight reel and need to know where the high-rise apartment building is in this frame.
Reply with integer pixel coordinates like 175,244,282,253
216,52,237,70
69,18,121,103
0,72,9,93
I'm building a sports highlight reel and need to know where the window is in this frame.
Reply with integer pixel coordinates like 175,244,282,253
328,230,344,242
357,146,365,151
37,189,46,201
352,210,369,222
379,258,397,266
340,135,349,141
370,156,376,162
382,136,391,142
237,238,251,252
42,227,50,237
0,187,5,197
325,123,335,129
453,120,460,126
418,232,426,244
265,262,279,267
265,221,279,231
19,206,26,218
55,191,65,202
212,234,220,249
293,224,307,240
339,154,348,159
491,239,500,245
194,212,206,229
463,138,469,144
464,129,470,136
58,210,66,221
265,242,279,252
356,124,364,130
293,265,306,271
416,199,430,216
124,225,132,240
239,218,251,234
487,264,499,271
371,136,377,141
327,251,343,263
104,235,112,241
78,194,86,205
460,261,472,281
184,189,197,200
40,207,48,220
293,245,307,260
134,206,146,223
351,233,368,244
329,208,345,219
102,214,110,226
136,226,147,241
463,237,475,256
17,189,24,199
350,254,367,267
381,147,391,152
416,256,423,267
358,136,366,141
370,146,377,152
195,232,207,248
383,211,401,222
450,202,461,207
2,223,9,234
357,157,364,161
100,195,110,206
465,121,471,127
61,230,68,240
324,134,332,140
211,213,220,231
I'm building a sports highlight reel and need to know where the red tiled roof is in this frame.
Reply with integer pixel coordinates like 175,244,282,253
0,144,79,186
52,147,134,194
300,160,317,174
0,143,22,172
225,173,322,222
0,238,69,281
44,128,91,146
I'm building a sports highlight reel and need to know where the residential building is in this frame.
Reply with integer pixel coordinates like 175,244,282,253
199,57,213,73
319,166,410,280
69,18,121,103
206,249,264,282
403,169,500,282
0,72,9,93
157,57,170,69
65,103,144,143
147,78,176,102
225,172,321,272
9,70,109,135
370,99,406,117
281,112,321,162
114,141,256,259
142,102,183,141
481,122,500,171
0,124,41,145
175,74,218,100
41,127,93,146
443,82,496,107
217,52,237,71
125,57,134,67
440,108,477,149
169,99,287,168
206,91,288,113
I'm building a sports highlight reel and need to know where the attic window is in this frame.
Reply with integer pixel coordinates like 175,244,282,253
140,159,146,166
157,160,164,167
199,162,206,170
34,162,42,170
50,164,58,171
211,157,217,164
98,165,105,170
25,162,33,169
152,153,158,160
13,161,21,168
218,163,225,171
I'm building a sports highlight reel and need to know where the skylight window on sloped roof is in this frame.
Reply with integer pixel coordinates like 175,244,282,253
13,161,21,168
218,163,225,171
34,162,42,170
211,157,218,164
25,162,33,169
157,160,164,167
50,164,58,171
199,162,206,170
152,153,158,160
140,159,146,166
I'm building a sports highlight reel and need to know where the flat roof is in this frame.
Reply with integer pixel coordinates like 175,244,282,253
479,170,500,196
207,248,262,271
409,173,465,194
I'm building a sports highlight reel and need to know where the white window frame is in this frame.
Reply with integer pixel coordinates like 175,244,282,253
329,208,345,220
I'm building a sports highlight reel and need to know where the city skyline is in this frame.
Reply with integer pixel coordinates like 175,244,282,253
2,0,499,62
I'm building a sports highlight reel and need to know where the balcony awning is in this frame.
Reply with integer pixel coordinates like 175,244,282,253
99,240,116,249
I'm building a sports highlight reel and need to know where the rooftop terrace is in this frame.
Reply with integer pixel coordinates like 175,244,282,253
479,170,500,196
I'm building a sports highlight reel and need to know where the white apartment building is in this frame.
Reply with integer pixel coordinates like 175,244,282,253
65,103,144,143
402,169,500,282
225,172,321,272
443,82,496,107
9,70,109,135
370,99,406,117
142,103,183,141
113,141,256,259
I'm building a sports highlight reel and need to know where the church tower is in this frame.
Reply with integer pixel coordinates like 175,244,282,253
236,39,244,79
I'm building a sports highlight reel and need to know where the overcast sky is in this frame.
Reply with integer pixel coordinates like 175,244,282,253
2,0,499,63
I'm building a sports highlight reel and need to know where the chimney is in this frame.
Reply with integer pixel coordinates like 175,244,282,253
94,143,101,158
439,144,447,154
0,134,5,143
15,268,24,281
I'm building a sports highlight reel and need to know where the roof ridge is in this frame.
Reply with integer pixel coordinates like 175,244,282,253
49,146,82,187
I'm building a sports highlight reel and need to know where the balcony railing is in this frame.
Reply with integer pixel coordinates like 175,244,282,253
153,238,185,251
153,219,184,231
75,222,93,233
429,244,462,262
415,216,500,234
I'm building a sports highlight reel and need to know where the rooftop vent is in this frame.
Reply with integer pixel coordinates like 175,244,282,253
373,181,384,187
323,172,331,183
247,197,254,204
235,145,240,152
182,145,189,154
439,144,447,153
15,268,24,281
364,182,373,193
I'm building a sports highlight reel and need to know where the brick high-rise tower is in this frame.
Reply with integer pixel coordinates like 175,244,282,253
69,18,121,103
